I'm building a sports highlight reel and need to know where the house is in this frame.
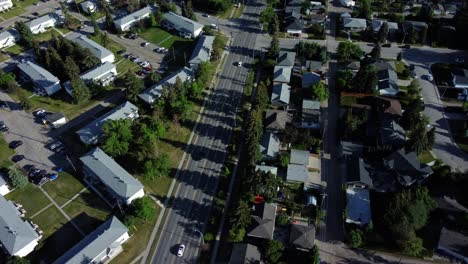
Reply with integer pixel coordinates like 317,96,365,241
0,174,10,195
26,12,62,34
346,157,373,189
271,83,290,108
162,12,203,38
229,243,262,264
76,101,139,145
264,109,288,132
259,132,280,160
437,228,468,263
402,21,428,33
64,62,117,95
340,12,352,19
43,112,67,128
379,115,405,147
303,60,323,72
290,149,309,166
139,67,194,105
0,29,20,49
255,165,278,176
343,18,367,31
345,61,360,72
286,164,309,183
371,20,399,33
17,61,62,96
80,0,96,14
286,19,305,35
72,35,115,63
0,195,41,257
377,69,398,96
301,99,320,129
302,72,321,88
346,187,371,226
53,217,129,264
273,66,292,84
452,68,468,89
307,13,327,25
290,223,316,251
340,0,355,7
277,51,296,67
80,147,145,206
189,35,215,70
383,149,433,187
247,202,276,240
0,0,12,11
285,0,302,14
114,6,153,32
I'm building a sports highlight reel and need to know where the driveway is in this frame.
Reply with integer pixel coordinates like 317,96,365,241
0,91,66,172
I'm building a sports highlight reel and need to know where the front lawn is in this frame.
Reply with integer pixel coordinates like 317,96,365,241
62,189,111,234
141,27,175,47
0,133,14,166
43,171,87,206
0,0,37,20
4,44,24,56
5,183,50,218
31,205,68,238
418,150,436,164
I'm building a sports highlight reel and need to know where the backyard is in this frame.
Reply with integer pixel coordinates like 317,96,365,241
5,183,50,218
43,171,87,206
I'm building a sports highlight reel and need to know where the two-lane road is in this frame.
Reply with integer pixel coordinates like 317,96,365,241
151,1,264,263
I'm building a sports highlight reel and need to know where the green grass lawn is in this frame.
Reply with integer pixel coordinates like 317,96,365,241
141,27,192,49
418,151,436,164
116,58,138,75
31,205,68,238
4,44,24,56
43,171,87,206
0,133,14,166
0,0,37,20
5,183,51,218
62,189,111,234
89,34,137,74
232,5,245,18
341,95,357,106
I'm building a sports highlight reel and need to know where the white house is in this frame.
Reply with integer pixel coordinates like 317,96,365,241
72,35,115,63
80,0,96,14
189,35,215,70
0,195,42,257
80,148,145,206
17,61,62,96
0,0,13,12
26,12,62,34
114,6,153,32
162,11,203,38
0,29,20,49
65,62,117,96
0,175,10,195
43,112,67,128
53,217,130,264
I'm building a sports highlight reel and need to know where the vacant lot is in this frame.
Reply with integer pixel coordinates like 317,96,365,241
5,183,50,217
43,171,87,206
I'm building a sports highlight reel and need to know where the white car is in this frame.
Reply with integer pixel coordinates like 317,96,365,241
427,74,433,81
210,24,219,30
177,244,185,257
236,61,242,67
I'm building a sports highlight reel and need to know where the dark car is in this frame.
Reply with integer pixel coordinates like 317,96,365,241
409,64,415,71
0,125,8,132
31,174,46,185
117,49,126,55
24,164,36,172
382,43,391,48
9,140,23,149
29,169,41,178
11,155,25,163
0,100,7,109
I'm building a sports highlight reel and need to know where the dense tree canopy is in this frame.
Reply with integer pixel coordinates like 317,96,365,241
8,166,28,188
336,41,363,64
102,119,134,157
295,41,328,62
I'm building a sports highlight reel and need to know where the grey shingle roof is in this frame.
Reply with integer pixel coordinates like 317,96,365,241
247,203,276,240
163,12,203,35
80,62,116,82
286,19,305,32
271,83,290,106
76,101,139,145
72,35,113,62
290,149,309,165
53,216,128,264
371,20,398,32
80,148,144,200
277,51,296,67
343,18,367,29
273,66,292,83
303,99,320,110
302,72,321,88
189,35,215,67
26,14,56,29
0,29,19,43
347,157,373,187
44,112,65,123
260,132,280,159
264,109,287,131
403,20,428,32
139,67,194,104
229,243,261,264
438,228,468,262
384,150,433,186
0,195,40,256
114,6,153,29
17,61,60,92
287,164,309,182
290,224,315,250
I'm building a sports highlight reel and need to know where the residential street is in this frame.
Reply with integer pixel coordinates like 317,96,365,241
150,1,263,263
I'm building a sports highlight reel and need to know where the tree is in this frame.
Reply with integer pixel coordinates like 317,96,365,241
144,153,170,179
131,196,155,221
259,5,275,33
264,240,284,264
267,36,280,59
6,256,30,264
122,72,145,102
15,21,34,48
145,71,161,87
182,0,195,20
308,245,320,264
231,200,251,229
406,79,421,100
336,41,363,64
70,78,90,103
397,52,403,61
311,81,329,101
8,166,28,188
102,119,133,157
369,43,381,60
349,229,364,248
0,70,16,90
336,70,353,91
149,12,157,27
377,22,389,43
64,56,80,80
101,32,109,48
406,124,435,154
400,233,425,257
162,77,193,122
90,12,100,35
19,97,32,110
355,0,372,19
352,63,378,94
127,0,140,13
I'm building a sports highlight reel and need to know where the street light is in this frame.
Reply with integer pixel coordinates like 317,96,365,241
193,228,204,245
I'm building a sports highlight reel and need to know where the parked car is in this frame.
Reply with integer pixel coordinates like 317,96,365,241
143,66,153,72
202,13,209,17
24,164,35,172
48,173,59,181
411,71,417,78
177,244,185,257
9,140,23,149
117,50,126,55
141,42,150,47
48,141,63,150
236,61,243,67
33,109,46,117
136,70,147,77
427,74,433,81
0,100,7,109
54,145,66,153
11,155,25,163
210,24,218,30
0,126,8,132
29,169,41,178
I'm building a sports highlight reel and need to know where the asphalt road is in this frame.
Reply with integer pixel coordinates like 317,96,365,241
151,1,263,263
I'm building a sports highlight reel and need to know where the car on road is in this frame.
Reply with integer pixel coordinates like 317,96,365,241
427,74,433,81
0,100,7,109
48,141,63,150
236,61,242,67
411,71,417,78
141,42,150,47
11,155,25,163
9,140,23,149
382,43,391,48
210,24,219,30
177,244,185,257
202,13,209,17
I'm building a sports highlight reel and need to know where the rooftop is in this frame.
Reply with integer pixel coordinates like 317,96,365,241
229,243,261,264
189,35,215,66
264,109,288,131
346,187,372,226
259,132,280,159
247,203,276,240
277,51,296,67
273,66,292,83
290,223,315,250
290,149,309,166
163,11,203,35
17,61,59,88
114,6,153,27
271,83,290,105
343,17,367,29
72,35,113,61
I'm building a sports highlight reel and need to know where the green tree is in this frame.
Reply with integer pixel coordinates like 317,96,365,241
356,0,372,19
70,78,90,103
336,41,363,64
122,72,145,102
15,21,34,48
369,43,381,60
228,227,246,242
90,12,100,35
19,98,32,110
127,0,139,13
349,229,364,248
0,70,16,89
352,63,378,94
101,32,109,48
64,56,81,80
231,200,251,229
265,240,284,264
406,79,421,100
308,245,320,264
8,166,28,188
144,153,170,179
6,256,30,264
149,12,157,27
311,81,329,101
259,5,275,33
102,119,133,157
182,0,195,20
401,233,425,257
406,124,435,155
377,22,389,43
131,196,155,221
336,70,354,91
267,36,280,59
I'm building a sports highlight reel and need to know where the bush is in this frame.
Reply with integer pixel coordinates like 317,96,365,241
8,167,28,189
348,228,364,248
204,232,215,242
276,213,289,226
